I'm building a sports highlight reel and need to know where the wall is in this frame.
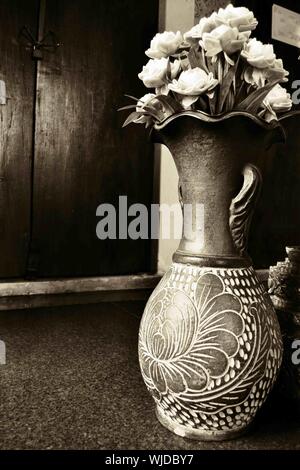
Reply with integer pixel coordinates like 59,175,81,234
195,0,230,20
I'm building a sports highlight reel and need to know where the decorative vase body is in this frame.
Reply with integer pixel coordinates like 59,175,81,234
138,112,283,440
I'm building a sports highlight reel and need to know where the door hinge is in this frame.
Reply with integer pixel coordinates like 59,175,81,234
18,26,61,61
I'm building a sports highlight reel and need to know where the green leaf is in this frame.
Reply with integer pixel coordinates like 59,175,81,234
208,86,219,115
217,56,240,113
166,58,172,81
122,111,143,127
188,46,200,68
217,58,223,84
200,48,209,74
155,94,184,114
225,89,235,112
142,105,163,120
236,80,280,113
188,45,208,72
124,94,139,102
234,81,247,106
118,104,138,111
206,56,217,75
195,95,209,112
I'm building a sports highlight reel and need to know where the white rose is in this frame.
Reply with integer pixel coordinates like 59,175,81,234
134,94,162,124
244,59,289,88
244,67,266,88
267,59,289,82
202,25,250,57
184,4,257,42
168,67,218,108
216,4,258,32
138,58,180,88
241,38,276,69
184,24,204,42
184,13,218,41
264,84,292,113
146,31,183,59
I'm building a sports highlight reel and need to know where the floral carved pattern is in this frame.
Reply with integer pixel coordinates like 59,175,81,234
139,264,283,433
140,273,244,396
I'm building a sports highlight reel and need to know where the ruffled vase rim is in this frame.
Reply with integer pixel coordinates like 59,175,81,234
153,110,285,133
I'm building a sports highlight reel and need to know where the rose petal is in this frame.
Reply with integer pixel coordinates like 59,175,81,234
156,84,169,96
202,35,222,56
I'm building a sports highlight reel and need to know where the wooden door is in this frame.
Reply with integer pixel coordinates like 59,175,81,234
30,0,158,277
0,0,38,278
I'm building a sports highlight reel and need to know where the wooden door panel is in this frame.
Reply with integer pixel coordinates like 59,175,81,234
0,0,38,278
31,0,158,277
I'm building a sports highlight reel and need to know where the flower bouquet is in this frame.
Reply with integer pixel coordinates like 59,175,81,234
120,3,292,127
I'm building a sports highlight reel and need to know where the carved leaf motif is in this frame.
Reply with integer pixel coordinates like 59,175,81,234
229,164,262,255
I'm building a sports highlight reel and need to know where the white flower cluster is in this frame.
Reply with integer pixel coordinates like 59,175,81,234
185,4,257,57
131,4,292,124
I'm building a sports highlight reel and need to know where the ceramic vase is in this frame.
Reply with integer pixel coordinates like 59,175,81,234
138,111,284,440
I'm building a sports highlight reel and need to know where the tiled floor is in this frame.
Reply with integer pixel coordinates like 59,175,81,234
0,301,299,450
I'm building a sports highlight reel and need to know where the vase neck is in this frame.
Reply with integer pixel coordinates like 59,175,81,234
174,181,252,268
157,118,266,268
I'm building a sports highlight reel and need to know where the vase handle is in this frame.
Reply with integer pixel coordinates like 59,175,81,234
229,164,262,255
